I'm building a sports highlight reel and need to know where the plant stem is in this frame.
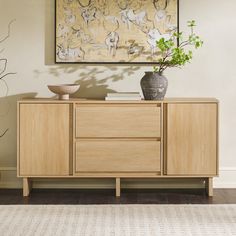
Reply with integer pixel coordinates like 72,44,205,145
0,20,16,44
0,72,16,80
0,129,8,138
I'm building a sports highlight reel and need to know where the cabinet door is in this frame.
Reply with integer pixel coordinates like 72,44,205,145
166,103,217,176
19,104,70,176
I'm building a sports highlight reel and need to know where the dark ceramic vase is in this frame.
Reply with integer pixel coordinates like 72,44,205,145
140,72,168,100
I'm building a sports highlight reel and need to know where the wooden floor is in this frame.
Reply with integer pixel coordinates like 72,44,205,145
0,189,235,205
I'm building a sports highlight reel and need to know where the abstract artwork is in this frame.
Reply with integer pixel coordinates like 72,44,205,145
55,0,179,63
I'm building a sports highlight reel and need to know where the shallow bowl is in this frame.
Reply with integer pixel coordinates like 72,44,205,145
48,84,80,100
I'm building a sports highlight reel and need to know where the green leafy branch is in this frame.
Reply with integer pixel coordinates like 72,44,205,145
154,20,203,74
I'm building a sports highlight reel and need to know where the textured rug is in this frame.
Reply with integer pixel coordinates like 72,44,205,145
0,205,236,236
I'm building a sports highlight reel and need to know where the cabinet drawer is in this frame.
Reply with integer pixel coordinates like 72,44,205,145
75,141,161,172
75,105,161,138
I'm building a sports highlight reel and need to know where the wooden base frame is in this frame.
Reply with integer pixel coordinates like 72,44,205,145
22,177,215,197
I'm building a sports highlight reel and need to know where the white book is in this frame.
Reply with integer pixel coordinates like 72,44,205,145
105,97,142,101
107,92,141,97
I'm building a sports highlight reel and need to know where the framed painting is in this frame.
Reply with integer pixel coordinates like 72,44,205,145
55,0,179,64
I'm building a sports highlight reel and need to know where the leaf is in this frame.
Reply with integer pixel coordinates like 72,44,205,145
188,20,196,27
154,20,203,73
0,59,7,76
153,66,159,73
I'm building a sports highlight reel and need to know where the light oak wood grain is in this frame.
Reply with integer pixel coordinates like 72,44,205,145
163,103,168,175
206,177,213,197
18,99,219,197
166,103,217,175
18,98,219,104
19,104,70,176
18,174,216,178
75,105,161,138
17,102,20,177
23,178,31,197
75,140,161,172
116,178,121,197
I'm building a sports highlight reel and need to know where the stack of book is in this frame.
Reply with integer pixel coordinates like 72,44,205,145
105,92,142,101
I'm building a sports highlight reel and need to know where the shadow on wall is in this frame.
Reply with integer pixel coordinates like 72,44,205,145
35,65,141,99
72,65,142,99
0,93,37,166
0,93,38,133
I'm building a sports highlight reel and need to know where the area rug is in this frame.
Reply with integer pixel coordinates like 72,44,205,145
0,205,236,236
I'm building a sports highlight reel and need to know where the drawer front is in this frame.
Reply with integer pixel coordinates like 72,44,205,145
75,105,161,138
75,141,161,172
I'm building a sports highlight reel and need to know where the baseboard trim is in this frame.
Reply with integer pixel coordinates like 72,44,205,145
219,167,236,171
0,182,21,189
213,183,236,188
1,167,236,189
0,167,17,171
214,168,236,188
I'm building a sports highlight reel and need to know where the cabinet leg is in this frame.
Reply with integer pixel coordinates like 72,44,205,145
116,178,121,197
206,178,213,197
23,178,31,197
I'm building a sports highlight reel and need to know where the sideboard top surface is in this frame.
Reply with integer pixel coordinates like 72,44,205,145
18,98,219,104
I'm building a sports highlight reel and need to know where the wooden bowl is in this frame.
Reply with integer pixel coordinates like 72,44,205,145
48,84,80,100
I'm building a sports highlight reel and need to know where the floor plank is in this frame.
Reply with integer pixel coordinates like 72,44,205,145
0,189,236,205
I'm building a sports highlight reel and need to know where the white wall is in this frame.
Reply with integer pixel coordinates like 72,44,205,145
0,0,236,188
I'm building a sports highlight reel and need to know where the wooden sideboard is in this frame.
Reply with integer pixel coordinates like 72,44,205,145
17,98,219,197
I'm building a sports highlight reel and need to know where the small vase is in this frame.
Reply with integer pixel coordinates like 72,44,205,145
140,72,168,100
